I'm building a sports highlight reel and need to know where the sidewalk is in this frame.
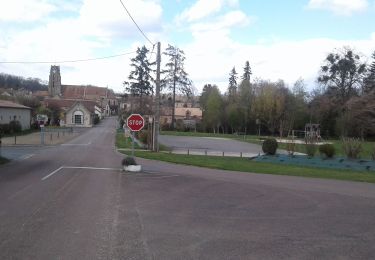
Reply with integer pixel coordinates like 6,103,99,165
1,130,80,146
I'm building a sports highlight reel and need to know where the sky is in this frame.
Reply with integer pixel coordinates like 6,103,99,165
0,0,374,94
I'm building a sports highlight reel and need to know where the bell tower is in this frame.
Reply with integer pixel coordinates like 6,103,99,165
48,65,62,97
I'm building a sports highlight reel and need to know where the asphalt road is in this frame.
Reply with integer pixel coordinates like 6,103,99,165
159,135,264,154
1,117,375,259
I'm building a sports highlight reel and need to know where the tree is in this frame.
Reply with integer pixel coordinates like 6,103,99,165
363,51,375,93
162,44,193,129
199,84,217,114
227,67,238,101
344,90,375,137
317,47,366,103
242,61,252,81
238,77,253,133
203,86,223,133
124,46,154,113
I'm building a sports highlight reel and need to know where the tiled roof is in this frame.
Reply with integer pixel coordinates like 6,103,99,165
44,98,97,113
61,85,116,100
0,100,31,109
33,91,49,97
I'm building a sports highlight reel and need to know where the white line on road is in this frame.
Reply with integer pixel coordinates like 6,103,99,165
41,166,120,181
42,166,64,181
61,142,92,146
64,166,119,171
19,154,34,160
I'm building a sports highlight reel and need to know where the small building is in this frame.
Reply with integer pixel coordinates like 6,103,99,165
0,100,31,130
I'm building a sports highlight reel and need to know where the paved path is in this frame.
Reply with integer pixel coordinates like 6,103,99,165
159,135,264,157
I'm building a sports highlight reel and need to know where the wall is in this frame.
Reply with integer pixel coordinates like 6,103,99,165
0,107,31,130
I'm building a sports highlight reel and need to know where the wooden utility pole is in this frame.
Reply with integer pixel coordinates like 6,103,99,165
153,42,161,152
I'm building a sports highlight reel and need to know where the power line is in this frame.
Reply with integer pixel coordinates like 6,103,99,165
119,0,154,46
0,51,137,64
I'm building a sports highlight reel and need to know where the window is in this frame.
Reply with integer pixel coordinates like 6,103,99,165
72,110,84,125
74,115,82,124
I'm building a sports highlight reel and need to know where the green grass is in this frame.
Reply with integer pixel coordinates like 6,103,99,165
118,150,375,183
118,132,375,183
115,133,142,149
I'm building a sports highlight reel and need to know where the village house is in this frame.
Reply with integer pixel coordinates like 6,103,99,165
0,100,31,130
37,66,119,127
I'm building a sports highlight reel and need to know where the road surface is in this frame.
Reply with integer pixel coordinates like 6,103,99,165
159,135,264,155
0,117,374,259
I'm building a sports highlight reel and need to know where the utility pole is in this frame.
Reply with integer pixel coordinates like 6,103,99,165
153,42,161,152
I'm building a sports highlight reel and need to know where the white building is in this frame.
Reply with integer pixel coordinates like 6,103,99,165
0,100,31,130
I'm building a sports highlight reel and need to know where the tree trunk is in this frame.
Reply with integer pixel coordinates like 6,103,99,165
171,59,177,130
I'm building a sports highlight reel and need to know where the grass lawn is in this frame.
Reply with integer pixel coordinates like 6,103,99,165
119,150,375,183
115,133,142,149
117,133,375,183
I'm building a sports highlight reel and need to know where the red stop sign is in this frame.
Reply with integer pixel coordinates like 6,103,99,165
127,114,145,131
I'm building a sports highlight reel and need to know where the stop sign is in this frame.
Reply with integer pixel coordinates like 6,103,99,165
127,114,145,131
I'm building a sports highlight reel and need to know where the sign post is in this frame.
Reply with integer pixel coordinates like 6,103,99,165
126,114,145,156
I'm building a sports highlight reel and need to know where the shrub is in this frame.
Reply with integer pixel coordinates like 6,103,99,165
341,137,362,159
0,124,11,135
305,144,317,157
286,139,296,156
137,130,149,144
122,156,137,166
9,120,22,133
372,145,375,161
262,138,278,155
93,114,100,125
319,144,335,158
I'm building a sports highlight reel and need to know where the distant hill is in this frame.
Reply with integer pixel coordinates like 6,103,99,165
0,73,47,92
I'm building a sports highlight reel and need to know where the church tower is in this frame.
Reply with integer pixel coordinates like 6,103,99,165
48,65,62,97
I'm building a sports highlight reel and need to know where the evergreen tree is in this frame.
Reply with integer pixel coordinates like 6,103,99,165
162,44,192,129
228,67,238,100
124,46,154,113
242,61,252,81
364,51,375,93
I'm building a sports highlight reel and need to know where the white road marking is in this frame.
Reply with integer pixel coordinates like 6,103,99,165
64,166,119,171
19,154,34,160
41,166,120,181
61,142,92,146
42,166,64,181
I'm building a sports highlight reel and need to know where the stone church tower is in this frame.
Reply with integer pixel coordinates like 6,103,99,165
48,65,62,97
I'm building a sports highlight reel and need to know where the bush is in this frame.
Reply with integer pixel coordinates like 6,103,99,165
0,124,11,135
305,144,317,157
93,114,100,125
342,137,362,159
372,145,375,161
319,144,335,158
9,120,22,133
286,140,296,156
137,130,149,144
262,138,278,155
122,156,137,166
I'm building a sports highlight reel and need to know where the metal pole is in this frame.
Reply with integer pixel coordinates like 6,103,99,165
153,42,161,152
131,131,135,157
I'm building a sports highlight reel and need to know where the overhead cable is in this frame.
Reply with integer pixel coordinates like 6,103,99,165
119,0,154,46
0,51,137,64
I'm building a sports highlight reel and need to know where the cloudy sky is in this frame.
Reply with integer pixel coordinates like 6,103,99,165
0,0,374,94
